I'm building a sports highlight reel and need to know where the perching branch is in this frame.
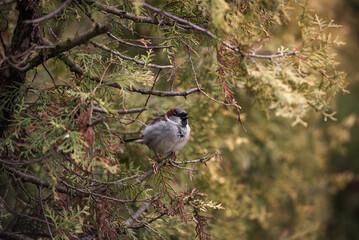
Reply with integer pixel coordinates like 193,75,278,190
172,150,221,165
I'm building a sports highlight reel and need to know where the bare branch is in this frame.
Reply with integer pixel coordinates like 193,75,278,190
128,86,201,97
90,40,173,69
24,0,72,24
138,1,216,39
172,151,221,165
137,1,242,55
93,106,147,115
93,1,190,30
94,1,158,24
26,23,112,70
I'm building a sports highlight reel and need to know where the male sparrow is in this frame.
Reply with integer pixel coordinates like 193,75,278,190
126,108,190,156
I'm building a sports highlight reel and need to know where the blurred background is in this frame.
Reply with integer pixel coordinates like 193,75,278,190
318,0,359,239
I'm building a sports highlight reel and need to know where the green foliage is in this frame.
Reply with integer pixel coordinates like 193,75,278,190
0,0,351,239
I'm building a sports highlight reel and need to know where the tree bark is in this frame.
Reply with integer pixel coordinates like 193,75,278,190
0,0,41,136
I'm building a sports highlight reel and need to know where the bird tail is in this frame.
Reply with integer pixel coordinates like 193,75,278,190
123,138,143,143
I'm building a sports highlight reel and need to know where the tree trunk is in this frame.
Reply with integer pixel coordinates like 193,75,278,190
0,0,40,136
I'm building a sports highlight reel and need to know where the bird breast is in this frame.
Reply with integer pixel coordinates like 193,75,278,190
142,120,190,155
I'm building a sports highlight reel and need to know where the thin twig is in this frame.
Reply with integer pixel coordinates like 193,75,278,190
187,46,232,106
169,160,198,171
130,69,162,124
42,63,62,94
128,86,201,97
24,0,72,24
271,58,281,70
246,51,296,59
107,32,173,49
248,56,263,74
142,222,167,240
172,150,221,165
123,203,167,239
90,40,173,69
92,106,147,114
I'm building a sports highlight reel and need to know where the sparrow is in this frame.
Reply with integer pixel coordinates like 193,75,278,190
126,108,190,156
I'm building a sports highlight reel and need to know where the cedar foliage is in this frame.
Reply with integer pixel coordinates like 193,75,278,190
0,0,349,239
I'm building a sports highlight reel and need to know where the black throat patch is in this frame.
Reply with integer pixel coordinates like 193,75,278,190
177,125,186,138
181,118,187,128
